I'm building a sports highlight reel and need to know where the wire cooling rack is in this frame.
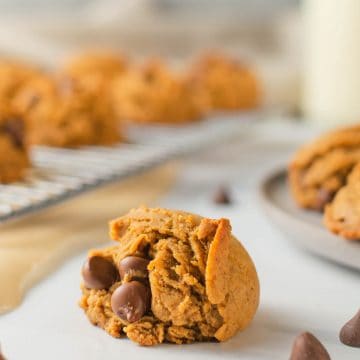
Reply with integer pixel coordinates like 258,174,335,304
0,114,255,222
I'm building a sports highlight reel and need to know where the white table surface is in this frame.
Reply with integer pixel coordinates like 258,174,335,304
0,121,358,359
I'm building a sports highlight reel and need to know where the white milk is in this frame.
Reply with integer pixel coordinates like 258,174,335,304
303,0,360,126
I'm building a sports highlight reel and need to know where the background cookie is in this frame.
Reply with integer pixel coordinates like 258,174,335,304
188,52,260,111
112,60,208,124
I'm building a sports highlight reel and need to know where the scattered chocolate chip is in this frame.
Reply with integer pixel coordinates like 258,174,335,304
2,118,25,149
82,256,118,289
316,188,333,211
290,332,330,360
213,186,232,205
340,309,360,347
119,256,150,281
111,281,150,323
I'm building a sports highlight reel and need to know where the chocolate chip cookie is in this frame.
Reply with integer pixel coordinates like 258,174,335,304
79,207,259,346
112,60,208,124
324,163,360,240
14,74,122,147
289,125,360,211
188,53,259,111
0,105,29,182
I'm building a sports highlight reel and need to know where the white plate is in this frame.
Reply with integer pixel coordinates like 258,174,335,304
259,168,360,271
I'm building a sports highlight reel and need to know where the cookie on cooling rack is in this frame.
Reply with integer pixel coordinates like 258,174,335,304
112,60,208,124
289,125,360,211
0,59,43,103
188,53,260,111
79,206,259,346
324,162,360,240
0,104,29,183
14,74,122,147
62,51,128,80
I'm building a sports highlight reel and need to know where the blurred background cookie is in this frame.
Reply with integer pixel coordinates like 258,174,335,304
188,52,260,111
112,60,208,124
14,73,122,147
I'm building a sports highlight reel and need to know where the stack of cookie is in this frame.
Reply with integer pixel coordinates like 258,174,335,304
289,125,360,240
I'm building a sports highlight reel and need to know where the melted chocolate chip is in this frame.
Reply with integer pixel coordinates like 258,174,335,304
82,256,118,289
290,332,330,360
213,186,232,205
2,119,25,149
119,256,149,281
111,281,150,323
340,309,360,347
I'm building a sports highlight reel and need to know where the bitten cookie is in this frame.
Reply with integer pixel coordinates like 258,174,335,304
289,125,360,211
14,74,122,147
112,61,208,124
0,105,29,182
79,207,259,346
188,53,259,111
324,163,360,240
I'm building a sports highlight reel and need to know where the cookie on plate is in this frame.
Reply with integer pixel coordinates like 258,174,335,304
112,60,208,124
79,207,259,346
0,105,29,182
188,53,259,111
289,125,360,211
14,74,122,147
324,163,360,240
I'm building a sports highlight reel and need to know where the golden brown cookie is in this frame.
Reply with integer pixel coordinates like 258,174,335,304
62,51,127,80
188,53,260,111
0,59,43,103
0,104,29,183
324,163,360,240
112,60,208,124
79,207,259,346
289,125,360,211
14,74,122,147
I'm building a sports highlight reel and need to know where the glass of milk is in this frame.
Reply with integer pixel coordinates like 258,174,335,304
302,0,360,127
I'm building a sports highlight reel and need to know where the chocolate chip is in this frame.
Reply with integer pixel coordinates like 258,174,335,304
2,119,25,149
111,281,150,323
316,188,333,211
213,186,232,205
290,332,331,360
82,256,118,289
119,256,150,281
340,309,360,347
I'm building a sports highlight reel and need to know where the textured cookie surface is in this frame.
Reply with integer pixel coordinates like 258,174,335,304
79,207,259,346
14,74,122,147
188,53,259,111
289,125,360,211
112,61,208,124
324,163,360,240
